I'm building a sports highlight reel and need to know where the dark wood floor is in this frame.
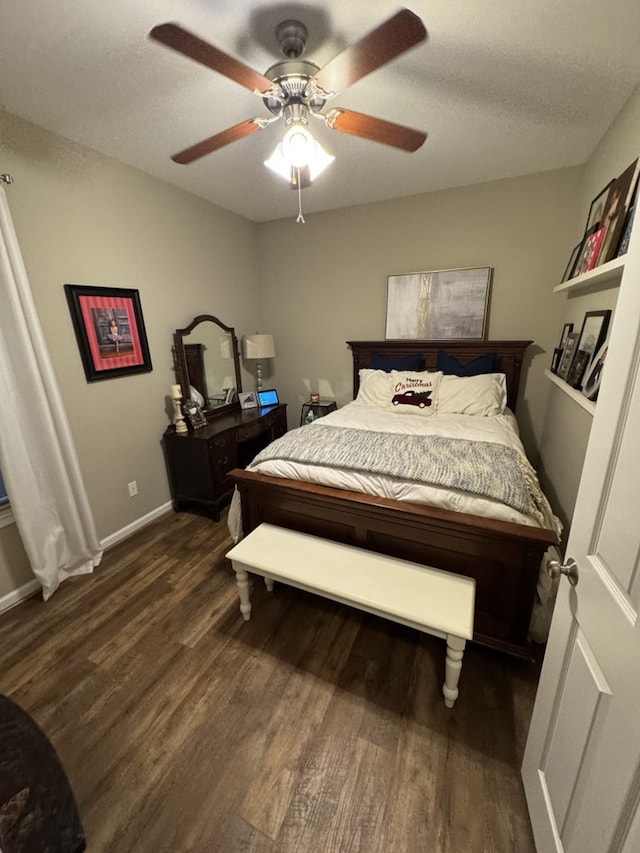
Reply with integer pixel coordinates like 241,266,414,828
0,511,540,852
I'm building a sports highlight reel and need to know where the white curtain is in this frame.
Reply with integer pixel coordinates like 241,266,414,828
0,186,102,599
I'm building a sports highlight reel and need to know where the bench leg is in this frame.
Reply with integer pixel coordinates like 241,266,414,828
232,562,252,621
264,576,274,592
442,635,466,708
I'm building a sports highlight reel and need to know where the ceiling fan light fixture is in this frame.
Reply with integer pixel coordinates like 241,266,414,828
307,142,335,182
281,124,314,168
264,145,293,182
265,135,334,183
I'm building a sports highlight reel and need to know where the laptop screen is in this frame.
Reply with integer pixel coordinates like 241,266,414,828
257,388,279,407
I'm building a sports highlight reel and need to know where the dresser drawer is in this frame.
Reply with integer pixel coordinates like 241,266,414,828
237,421,268,442
215,454,237,479
270,409,287,438
209,433,234,451
163,404,287,521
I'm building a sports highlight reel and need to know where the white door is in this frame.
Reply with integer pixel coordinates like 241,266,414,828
522,226,640,852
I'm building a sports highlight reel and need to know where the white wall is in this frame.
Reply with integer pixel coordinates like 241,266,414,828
256,168,582,462
0,109,261,599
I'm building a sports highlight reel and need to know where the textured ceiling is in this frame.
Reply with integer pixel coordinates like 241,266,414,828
1,0,639,222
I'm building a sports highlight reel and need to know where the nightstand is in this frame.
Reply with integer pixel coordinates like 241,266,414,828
300,399,337,425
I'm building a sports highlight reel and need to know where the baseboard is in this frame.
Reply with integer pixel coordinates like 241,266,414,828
0,502,173,615
0,578,41,614
100,501,173,550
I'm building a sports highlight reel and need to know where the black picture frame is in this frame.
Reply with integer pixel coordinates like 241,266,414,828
557,332,579,381
574,310,611,369
616,204,636,257
64,284,153,382
561,243,583,282
566,349,591,389
583,180,614,236
558,322,574,349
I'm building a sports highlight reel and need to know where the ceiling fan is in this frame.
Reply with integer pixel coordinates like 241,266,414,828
149,8,428,192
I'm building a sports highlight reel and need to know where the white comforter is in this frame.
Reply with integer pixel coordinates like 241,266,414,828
239,400,560,533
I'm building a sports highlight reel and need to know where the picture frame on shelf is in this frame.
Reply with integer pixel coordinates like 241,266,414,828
558,322,574,349
573,226,606,277
583,180,614,235
557,332,579,381
616,204,636,257
561,243,583,282
385,266,492,339
238,391,258,410
551,347,563,374
64,283,153,382
565,349,591,389
582,341,608,401
574,310,611,367
597,157,639,265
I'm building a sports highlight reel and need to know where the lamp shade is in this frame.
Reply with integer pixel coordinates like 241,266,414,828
265,137,334,183
243,334,276,360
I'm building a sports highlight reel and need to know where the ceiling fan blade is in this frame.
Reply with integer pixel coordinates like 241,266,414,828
172,119,265,164
326,108,426,152
312,9,427,95
150,23,275,94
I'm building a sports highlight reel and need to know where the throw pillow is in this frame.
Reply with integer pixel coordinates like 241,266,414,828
389,370,442,416
371,352,423,372
356,369,392,407
436,350,497,376
438,373,507,416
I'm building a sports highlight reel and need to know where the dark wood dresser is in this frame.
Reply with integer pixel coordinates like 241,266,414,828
163,404,287,520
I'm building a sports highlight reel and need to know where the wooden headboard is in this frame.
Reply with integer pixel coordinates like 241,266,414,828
347,340,532,411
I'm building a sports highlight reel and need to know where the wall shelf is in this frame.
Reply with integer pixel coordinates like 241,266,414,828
545,369,596,415
554,255,625,294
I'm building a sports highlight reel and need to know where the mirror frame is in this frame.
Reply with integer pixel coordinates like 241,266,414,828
173,314,242,417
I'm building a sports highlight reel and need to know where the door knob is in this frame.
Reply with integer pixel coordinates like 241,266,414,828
549,557,579,587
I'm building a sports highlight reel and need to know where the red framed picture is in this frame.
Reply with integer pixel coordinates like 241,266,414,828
64,284,153,382
573,226,606,277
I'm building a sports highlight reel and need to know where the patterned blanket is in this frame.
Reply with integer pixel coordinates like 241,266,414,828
251,423,548,525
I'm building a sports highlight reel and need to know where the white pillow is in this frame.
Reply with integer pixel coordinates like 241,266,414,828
356,369,393,407
389,370,442,416
438,373,507,416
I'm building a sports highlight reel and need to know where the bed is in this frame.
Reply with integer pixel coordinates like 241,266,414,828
230,340,560,658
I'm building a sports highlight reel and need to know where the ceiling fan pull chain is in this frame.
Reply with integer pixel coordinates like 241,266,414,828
296,169,305,224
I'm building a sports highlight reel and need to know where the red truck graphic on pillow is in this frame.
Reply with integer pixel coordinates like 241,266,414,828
392,389,433,408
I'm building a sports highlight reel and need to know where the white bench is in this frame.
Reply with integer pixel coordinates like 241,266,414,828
226,523,475,708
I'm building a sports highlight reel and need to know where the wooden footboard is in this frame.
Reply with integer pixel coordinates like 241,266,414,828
230,468,558,658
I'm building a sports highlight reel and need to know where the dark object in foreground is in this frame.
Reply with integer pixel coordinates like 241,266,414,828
0,694,86,853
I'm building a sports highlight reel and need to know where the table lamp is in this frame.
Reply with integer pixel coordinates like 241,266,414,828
243,334,276,391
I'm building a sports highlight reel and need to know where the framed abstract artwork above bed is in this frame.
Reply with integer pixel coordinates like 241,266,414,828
385,266,492,340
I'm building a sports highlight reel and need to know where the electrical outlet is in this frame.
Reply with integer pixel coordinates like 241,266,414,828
128,481,138,497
